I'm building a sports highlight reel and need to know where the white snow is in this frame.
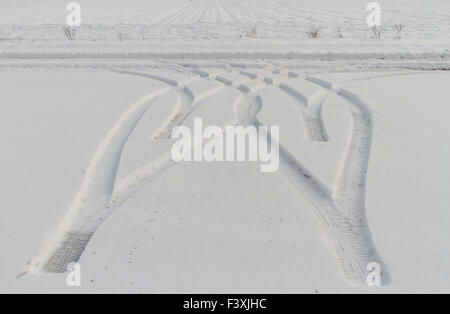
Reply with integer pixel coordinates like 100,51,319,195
0,0,449,294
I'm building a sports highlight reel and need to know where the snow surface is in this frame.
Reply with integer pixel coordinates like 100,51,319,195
0,68,449,293
1,0,450,294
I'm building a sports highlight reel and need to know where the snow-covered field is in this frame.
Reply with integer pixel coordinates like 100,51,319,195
1,0,449,294
1,0,449,58
3,0,449,40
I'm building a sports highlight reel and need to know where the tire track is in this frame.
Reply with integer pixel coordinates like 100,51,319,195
302,73,390,285
232,66,330,142
29,85,172,273
29,61,390,286
29,69,239,274
219,63,390,286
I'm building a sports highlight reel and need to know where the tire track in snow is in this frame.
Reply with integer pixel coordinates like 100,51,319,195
234,67,330,142
29,70,246,273
221,64,390,286
29,61,390,286
330,87,390,286
29,69,228,274
109,68,247,209
111,69,197,140
303,73,390,285
214,77,379,286
278,83,330,142
30,85,172,273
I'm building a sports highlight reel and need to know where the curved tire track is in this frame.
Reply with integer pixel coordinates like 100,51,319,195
30,86,172,273
225,64,390,286
30,62,390,287
29,69,241,274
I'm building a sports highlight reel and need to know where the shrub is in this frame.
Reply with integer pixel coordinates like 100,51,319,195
241,25,257,39
63,26,76,41
336,26,344,39
139,25,150,40
115,29,128,42
393,24,405,40
306,27,321,39
371,25,383,39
